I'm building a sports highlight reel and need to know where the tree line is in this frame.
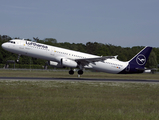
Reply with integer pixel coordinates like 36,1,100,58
0,35,158,69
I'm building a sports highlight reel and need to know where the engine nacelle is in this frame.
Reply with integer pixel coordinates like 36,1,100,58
48,61,63,68
62,58,77,68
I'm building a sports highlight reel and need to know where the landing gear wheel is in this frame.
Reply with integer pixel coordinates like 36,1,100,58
78,70,83,75
69,70,74,75
16,54,21,63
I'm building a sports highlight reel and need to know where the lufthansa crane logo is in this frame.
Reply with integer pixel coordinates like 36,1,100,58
136,54,146,65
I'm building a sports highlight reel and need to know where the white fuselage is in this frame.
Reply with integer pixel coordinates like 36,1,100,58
2,39,128,74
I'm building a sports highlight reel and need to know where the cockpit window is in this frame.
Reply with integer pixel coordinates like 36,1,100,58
9,41,15,44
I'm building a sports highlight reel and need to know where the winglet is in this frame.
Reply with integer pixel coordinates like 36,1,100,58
114,55,118,59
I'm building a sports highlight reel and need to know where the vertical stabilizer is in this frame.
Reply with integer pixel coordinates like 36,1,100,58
129,46,152,67
119,46,152,74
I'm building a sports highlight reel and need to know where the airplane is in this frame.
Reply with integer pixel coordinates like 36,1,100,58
2,39,152,75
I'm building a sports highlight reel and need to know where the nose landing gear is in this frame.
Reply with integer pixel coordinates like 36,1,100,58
16,54,21,63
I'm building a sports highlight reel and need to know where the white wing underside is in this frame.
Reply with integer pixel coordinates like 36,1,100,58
74,56,115,65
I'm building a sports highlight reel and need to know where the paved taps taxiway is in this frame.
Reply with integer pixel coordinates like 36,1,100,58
0,77,159,83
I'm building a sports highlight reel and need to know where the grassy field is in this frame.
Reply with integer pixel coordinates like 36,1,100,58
0,80,159,120
0,70,159,120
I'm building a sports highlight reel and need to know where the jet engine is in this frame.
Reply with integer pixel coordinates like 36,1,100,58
48,61,63,68
61,58,77,68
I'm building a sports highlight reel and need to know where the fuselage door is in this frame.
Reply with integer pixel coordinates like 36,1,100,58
50,47,55,56
19,41,28,55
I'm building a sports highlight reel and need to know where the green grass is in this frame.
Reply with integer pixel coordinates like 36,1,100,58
0,80,159,120
0,70,159,119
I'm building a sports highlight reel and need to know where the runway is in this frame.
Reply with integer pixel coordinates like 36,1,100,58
0,77,159,83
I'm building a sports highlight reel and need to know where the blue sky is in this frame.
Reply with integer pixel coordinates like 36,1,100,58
0,0,159,47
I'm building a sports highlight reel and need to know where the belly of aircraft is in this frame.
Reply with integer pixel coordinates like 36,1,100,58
90,62,126,74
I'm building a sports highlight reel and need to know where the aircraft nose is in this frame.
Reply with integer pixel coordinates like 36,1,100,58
2,43,7,49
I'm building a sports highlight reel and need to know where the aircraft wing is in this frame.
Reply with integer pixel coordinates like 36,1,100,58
74,56,115,65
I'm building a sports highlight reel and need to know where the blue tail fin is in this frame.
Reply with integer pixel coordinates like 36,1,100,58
119,46,152,74
129,46,152,67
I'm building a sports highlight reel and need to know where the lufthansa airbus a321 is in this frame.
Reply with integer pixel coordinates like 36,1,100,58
2,39,152,75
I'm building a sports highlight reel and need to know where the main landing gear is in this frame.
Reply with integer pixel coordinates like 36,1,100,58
69,69,83,75
69,69,74,75
78,70,83,75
